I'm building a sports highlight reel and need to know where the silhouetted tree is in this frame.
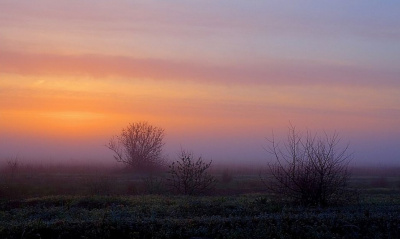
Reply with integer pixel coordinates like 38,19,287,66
264,125,352,206
168,150,216,195
107,122,165,172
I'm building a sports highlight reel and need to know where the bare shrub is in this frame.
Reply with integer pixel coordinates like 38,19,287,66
168,150,216,195
107,121,165,172
264,125,352,206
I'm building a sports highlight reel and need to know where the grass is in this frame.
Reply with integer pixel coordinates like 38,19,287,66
0,164,399,238
0,194,399,239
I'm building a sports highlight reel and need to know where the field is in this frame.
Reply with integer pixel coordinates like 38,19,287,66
0,163,399,239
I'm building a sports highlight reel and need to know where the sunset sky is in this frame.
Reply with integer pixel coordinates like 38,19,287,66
1,0,399,166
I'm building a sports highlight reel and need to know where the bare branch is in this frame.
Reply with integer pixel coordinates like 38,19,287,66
168,149,216,195
263,125,352,206
106,122,165,172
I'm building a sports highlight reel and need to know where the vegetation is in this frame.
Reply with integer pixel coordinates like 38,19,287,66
1,125,398,238
265,125,352,206
168,150,216,195
0,193,399,239
0,163,399,238
107,122,165,172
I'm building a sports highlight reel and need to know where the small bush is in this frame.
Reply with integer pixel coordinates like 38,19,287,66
264,125,352,206
168,150,217,195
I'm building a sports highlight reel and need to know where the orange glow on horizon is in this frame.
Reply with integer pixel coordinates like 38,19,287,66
1,70,398,143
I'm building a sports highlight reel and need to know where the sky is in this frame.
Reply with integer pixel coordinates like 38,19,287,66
1,0,399,166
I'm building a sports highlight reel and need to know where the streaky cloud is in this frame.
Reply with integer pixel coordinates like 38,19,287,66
1,1,399,41
1,50,399,88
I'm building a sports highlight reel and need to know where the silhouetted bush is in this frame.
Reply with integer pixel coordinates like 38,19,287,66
264,125,352,206
168,150,216,195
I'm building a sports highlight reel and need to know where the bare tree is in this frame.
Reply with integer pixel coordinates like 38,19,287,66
264,125,352,206
168,150,216,195
107,122,165,172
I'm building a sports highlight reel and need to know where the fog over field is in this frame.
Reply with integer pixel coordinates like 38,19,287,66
1,130,400,167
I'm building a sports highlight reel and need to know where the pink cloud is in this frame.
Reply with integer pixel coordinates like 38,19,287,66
1,0,399,40
1,50,399,88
